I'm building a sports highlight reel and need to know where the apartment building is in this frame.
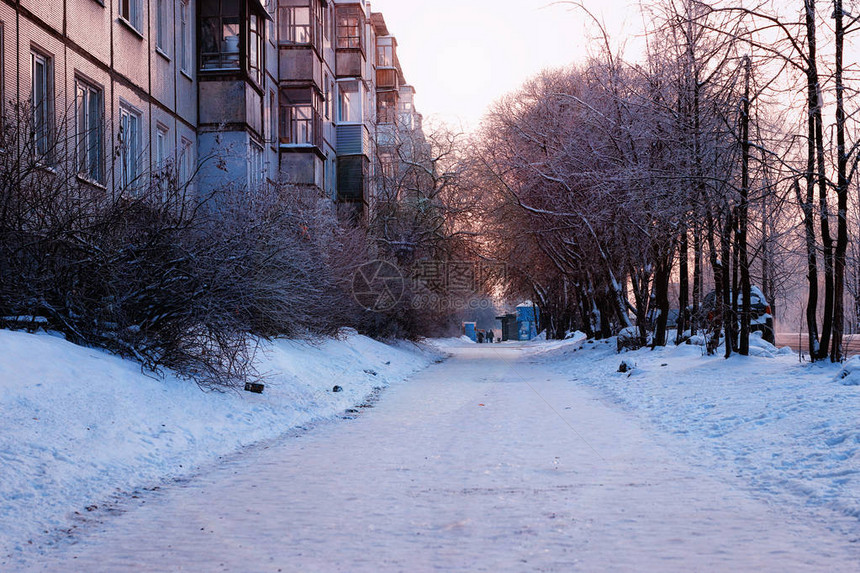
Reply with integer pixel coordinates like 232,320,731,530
0,0,423,218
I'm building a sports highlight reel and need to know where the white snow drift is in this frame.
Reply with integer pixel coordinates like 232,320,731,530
0,329,438,556
537,334,860,526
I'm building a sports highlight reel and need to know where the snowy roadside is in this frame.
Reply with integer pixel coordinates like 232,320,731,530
0,329,441,557
534,334,860,527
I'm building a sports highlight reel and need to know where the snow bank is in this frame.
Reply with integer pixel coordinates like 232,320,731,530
426,337,475,349
534,337,860,523
837,356,860,386
0,329,439,554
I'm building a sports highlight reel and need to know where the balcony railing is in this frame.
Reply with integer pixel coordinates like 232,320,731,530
376,68,398,90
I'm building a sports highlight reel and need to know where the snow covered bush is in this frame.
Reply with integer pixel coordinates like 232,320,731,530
0,105,440,385
617,326,648,352
0,110,376,387
837,356,860,386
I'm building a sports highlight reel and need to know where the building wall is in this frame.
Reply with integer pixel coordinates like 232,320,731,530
2,0,197,193
0,0,422,213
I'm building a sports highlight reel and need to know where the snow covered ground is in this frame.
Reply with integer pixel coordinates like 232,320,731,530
6,338,860,571
536,333,860,529
0,329,439,560
5,331,860,571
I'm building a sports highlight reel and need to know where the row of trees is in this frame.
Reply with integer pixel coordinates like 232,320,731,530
471,0,860,360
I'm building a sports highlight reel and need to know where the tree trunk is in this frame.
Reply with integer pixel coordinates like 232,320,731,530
831,0,848,362
805,0,833,360
676,218,689,343
795,177,821,357
652,247,672,348
723,211,735,358
738,55,752,356
706,212,723,355
693,217,703,336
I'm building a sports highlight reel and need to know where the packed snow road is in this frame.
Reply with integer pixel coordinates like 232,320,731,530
19,343,860,571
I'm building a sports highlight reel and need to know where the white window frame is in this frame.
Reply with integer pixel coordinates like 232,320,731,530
337,80,362,124
31,50,52,159
179,136,193,185
154,124,170,199
156,0,168,54
75,77,104,183
156,124,169,169
118,104,141,190
250,140,264,191
120,0,143,32
180,0,191,73
248,13,264,85
268,90,277,146
324,73,329,119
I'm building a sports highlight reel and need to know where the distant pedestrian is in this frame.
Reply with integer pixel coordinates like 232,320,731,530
477,331,485,344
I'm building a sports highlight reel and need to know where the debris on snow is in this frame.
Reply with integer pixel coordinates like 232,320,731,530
618,360,635,373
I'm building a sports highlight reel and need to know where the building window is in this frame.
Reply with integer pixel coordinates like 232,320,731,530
118,104,141,189
377,91,397,124
379,152,395,184
120,0,142,31
179,137,193,184
250,140,264,191
156,0,168,52
279,2,311,44
155,124,169,168
269,90,277,145
336,5,362,50
323,73,330,119
279,0,323,50
337,80,361,123
377,44,393,67
200,0,241,70
248,13,263,85
180,0,192,72
31,50,52,159
322,2,330,49
267,7,276,47
75,78,103,183
279,87,321,146
155,124,169,197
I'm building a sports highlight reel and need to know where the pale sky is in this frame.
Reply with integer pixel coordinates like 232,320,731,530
369,0,645,131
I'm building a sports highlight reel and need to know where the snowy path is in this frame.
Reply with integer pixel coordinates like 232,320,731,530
18,344,860,572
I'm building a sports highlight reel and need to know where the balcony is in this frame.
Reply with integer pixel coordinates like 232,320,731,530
337,155,367,203
279,106,323,149
376,68,398,90
336,124,370,156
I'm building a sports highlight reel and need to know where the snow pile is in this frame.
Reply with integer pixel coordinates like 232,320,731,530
428,336,475,348
535,337,860,522
837,356,860,386
0,329,438,555
522,331,587,356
